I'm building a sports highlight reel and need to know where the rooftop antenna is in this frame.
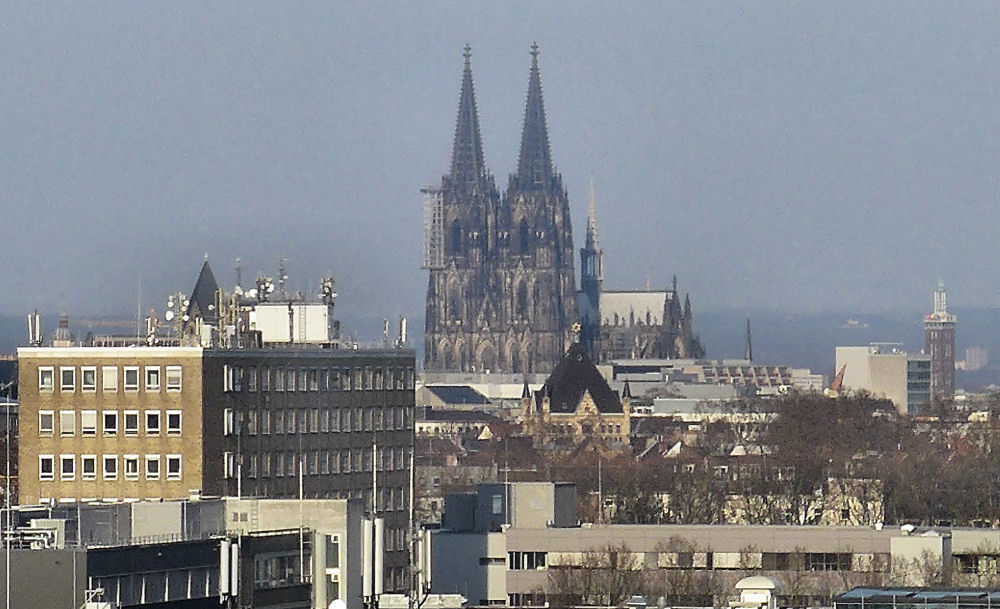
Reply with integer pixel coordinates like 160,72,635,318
395,315,408,349
235,258,243,289
278,256,289,299
745,317,753,362
382,318,390,349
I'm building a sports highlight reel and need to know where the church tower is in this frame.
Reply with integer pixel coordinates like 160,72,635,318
424,44,576,374
579,181,603,355
499,43,577,373
424,46,503,372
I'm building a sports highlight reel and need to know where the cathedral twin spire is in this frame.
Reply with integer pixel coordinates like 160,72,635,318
448,43,557,195
449,45,489,193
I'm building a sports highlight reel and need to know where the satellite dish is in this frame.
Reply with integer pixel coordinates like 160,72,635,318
167,299,174,308
267,284,275,293
208,304,215,311
329,600,347,609
183,300,190,308
234,286,243,296
247,289,258,299
164,310,175,321
182,315,190,322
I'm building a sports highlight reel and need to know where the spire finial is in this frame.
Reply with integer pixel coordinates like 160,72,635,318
463,44,472,66
530,41,539,63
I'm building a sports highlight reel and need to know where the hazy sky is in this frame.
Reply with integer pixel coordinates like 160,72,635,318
2,3,999,331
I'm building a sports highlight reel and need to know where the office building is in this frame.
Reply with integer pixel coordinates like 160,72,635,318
835,344,930,415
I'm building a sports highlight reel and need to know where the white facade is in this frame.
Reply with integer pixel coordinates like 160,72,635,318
250,302,332,344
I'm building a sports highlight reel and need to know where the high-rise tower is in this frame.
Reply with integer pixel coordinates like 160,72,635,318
924,279,956,402
423,44,575,374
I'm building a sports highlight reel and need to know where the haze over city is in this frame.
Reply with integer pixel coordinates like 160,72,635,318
2,3,999,333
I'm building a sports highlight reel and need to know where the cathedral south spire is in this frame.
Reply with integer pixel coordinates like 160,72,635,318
449,44,488,193
514,42,555,190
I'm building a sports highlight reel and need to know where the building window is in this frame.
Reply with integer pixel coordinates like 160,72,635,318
275,367,285,391
224,452,236,479
39,367,54,392
145,455,161,480
166,366,182,391
167,410,182,435
508,551,547,571
39,455,54,481
60,367,75,392
320,409,329,433
81,410,97,436
145,367,161,391
286,410,296,434
310,409,319,433
60,455,75,481
81,455,97,480
224,409,236,436
103,455,118,480
248,366,258,392
103,411,118,435
297,367,307,392
262,367,272,391
286,368,296,392
804,553,852,571
59,411,75,436
145,411,161,435
124,455,139,480
102,366,118,392
39,411,54,435
123,367,139,392
81,367,97,392
297,409,306,433
124,411,139,436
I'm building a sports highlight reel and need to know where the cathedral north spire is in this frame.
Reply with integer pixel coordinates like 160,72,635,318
514,42,554,190
449,44,488,192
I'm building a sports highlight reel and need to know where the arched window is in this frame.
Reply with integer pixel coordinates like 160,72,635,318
519,219,530,254
451,220,462,255
517,283,528,317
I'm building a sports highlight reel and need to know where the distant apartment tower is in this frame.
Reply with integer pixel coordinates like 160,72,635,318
924,280,956,402
835,344,930,415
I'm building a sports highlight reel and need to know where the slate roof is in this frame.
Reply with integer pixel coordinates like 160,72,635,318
426,385,491,405
535,342,623,414
187,260,220,322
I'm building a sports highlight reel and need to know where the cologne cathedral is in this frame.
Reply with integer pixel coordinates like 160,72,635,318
424,45,702,374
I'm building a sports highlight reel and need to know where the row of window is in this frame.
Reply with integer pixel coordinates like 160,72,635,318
38,366,183,393
229,446,411,480
223,364,415,393
39,410,182,437
38,453,182,481
226,405,411,436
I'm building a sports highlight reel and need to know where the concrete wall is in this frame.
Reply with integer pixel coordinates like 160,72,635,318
431,531,506,604
0,548,87,608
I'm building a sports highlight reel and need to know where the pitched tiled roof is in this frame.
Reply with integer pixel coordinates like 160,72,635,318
535,342,623,414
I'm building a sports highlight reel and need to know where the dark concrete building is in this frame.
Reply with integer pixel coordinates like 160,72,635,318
423,45,576,374
924,280,956,402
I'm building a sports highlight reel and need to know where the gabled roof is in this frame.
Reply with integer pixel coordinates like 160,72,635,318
187,260,220,322
535,342,623,414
